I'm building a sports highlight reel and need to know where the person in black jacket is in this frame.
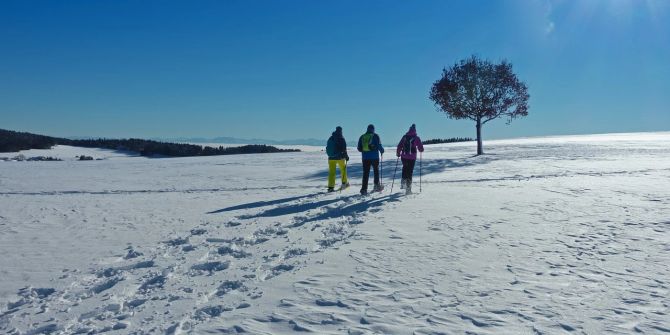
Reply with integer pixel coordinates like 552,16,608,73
325,126,350,192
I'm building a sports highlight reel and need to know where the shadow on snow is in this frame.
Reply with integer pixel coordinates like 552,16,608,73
207,190,403,228
290,194,403,227
206,192,326,214
236,195,360,219
300,156,496,181
206,155,495,218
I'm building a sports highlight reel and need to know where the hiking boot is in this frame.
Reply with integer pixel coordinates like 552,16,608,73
360,189,368,195
327,187,335,192
400,178,406,189
341,182,350,189
373,184,384,192
405,181,412,195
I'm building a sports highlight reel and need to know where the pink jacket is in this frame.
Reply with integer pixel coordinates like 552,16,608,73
396,129,424,160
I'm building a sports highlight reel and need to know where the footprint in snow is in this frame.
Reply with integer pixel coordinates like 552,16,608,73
216,280,246,296
315,299,349,308
165,237,189,246
124,247,143,259
139,274,168,292
190,261,230,276
217,245,252,258
262,264,295,280
98,260,155,277
91,277,124,294
195,305,233,320
225,221,242,227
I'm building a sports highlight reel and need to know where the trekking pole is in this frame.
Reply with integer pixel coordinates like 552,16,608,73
419,152,422,193
380,154,383,185
390,157,399,193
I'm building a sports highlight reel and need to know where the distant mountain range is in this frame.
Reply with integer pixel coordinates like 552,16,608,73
161,137,330,146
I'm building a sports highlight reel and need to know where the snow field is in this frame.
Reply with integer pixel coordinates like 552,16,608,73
1,133,669,334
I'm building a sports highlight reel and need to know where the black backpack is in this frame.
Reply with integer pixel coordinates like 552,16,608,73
402,135,415,155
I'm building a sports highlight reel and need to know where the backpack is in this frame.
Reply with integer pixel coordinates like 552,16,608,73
326,137,336,157
361,133,377,152
402,135,415,155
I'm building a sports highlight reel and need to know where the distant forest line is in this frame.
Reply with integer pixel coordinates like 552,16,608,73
0,129,300,157
423,137,473,145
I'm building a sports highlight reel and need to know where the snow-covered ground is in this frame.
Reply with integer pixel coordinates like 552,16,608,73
1,132,669,334
0,145,139,161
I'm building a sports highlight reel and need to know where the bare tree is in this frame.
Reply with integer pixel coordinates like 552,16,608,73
429,55,529,155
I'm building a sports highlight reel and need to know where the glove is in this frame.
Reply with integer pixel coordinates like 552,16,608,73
396,152,400,157
345,154,349,162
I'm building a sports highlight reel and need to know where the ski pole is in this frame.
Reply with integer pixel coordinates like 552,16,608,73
390,157,399,193
419,151,422,193
380,154,383,185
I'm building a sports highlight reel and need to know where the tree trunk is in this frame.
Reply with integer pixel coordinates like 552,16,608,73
476,117,483,155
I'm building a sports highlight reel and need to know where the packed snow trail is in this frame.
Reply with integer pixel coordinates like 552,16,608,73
0,182,402,334
1,133,670,334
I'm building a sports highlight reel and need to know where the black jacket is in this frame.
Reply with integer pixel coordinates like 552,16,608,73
327,132,349,160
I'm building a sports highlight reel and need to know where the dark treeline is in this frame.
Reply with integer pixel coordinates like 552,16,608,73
69,138,299,157
423,137,473,145
0,129,60,152
0,129,300,156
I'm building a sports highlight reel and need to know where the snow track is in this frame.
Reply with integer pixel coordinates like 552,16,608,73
0,185,396,334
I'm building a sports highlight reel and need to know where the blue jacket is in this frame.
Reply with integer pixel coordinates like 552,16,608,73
357,132,384,160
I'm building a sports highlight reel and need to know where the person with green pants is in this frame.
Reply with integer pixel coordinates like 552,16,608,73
325,126,349,192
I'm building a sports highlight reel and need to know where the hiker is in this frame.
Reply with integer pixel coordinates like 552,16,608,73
357,124,384,195
326,126,349,192
396,124,424,194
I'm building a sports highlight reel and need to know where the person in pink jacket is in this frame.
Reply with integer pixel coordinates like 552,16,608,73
396,124,424,194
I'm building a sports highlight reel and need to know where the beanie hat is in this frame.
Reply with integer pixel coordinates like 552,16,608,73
367,124,375,132
409,124,416,132
335,126,342,133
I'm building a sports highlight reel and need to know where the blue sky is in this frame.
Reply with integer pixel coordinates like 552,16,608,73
1,0,669,142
